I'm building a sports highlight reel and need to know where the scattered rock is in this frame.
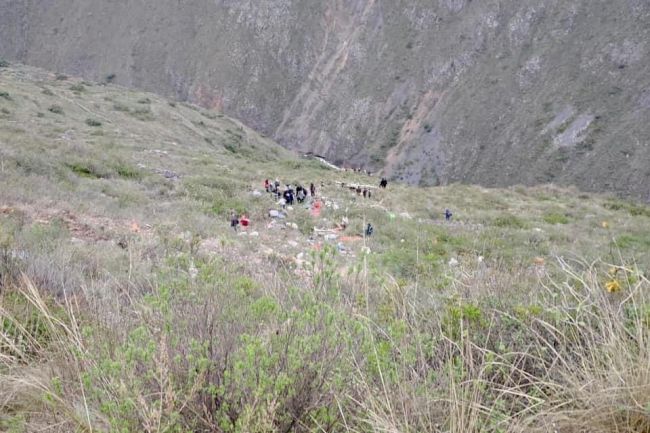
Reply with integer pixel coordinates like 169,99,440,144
448,258,459,267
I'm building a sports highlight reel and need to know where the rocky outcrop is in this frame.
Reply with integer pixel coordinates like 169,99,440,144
1,0,649,199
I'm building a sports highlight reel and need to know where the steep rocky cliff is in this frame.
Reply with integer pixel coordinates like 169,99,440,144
1,0,649,199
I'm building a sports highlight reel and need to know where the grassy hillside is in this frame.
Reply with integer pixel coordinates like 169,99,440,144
1,64,649,432
1,1,649,198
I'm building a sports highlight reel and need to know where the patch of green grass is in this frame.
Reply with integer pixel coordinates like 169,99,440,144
493,214,528,229
613,233,650,249
604,200,650,218
66,162,106,179
114,163,142,180
543,212,569,225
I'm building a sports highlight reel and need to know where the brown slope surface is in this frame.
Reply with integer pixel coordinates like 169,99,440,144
1,0,649,199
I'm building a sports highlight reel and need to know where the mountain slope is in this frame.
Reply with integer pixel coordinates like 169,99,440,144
0,0,649,199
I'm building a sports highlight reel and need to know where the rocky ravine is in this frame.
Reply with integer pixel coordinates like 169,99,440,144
1,0,649,199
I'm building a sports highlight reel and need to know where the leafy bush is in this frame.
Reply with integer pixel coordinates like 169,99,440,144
48,105,64,115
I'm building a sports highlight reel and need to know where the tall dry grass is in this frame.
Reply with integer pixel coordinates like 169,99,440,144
1,257,648,432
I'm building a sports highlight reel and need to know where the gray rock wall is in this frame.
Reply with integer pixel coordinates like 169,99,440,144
1,0,649,199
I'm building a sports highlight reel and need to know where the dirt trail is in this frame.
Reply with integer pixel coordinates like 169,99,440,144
0,204,151,243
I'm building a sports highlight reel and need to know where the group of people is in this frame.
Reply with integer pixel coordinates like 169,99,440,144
379,177,389,189
265,179,317,208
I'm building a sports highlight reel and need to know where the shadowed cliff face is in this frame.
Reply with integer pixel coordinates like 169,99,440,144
1,0,650,199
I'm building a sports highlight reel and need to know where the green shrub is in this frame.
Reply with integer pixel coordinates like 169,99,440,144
112,103,130,112
0,59,9,68
137,97,151,104
48,105,64,115
85,118,102,127
69,83,85,93
0,91,12,100
130,107,154,121
41,88,54,96
55,73,68,81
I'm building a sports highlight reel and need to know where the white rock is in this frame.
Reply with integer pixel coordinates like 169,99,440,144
288,240,299,247
249,231,259,237
252,190,262,197
324,234,338,241
478,256,484,263
448,258,459,267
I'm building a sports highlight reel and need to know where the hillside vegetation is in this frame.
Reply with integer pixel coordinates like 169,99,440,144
1,0,649,198
1,64,650,432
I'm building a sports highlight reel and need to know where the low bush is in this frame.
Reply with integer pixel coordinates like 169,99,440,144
47,105,64,115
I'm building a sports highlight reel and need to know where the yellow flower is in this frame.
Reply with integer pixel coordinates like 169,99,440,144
605,280,621,293
601,221,609,229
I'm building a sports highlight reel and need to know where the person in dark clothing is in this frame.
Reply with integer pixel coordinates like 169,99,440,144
379,178,388,188
310,183,316,197
365,223,374,237
445,209,453,221
297,187,306,203
230,211,240,232
283,189,294,206
362,189,368,198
